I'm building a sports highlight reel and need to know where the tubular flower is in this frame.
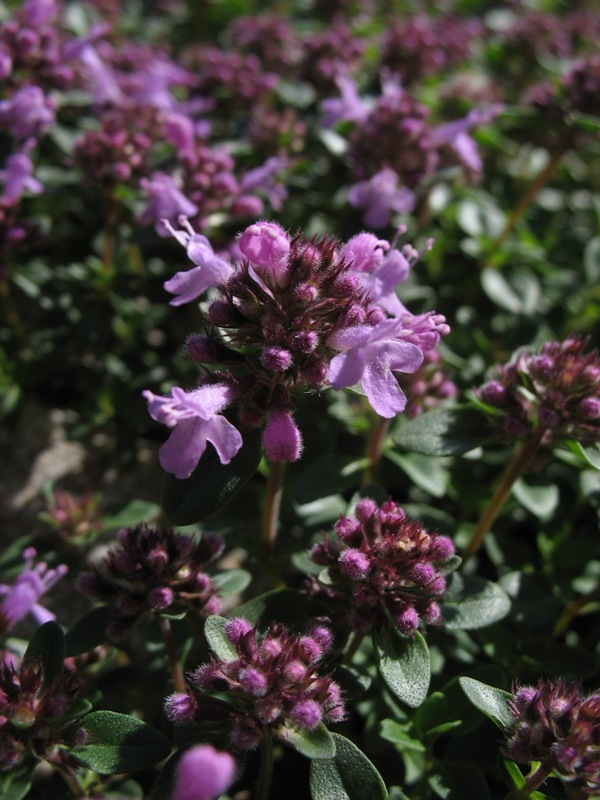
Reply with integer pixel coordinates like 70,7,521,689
143,381,242,478
475,336,600,446
503,680,600,799
165,621,345,753
0,549,67,637
76,525,223,641
308,498,456,637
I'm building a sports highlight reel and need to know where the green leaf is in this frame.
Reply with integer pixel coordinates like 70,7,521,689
393,407,492,456
65,606,112,657
373,628,430,708
295,455,365,505
211,568,252,596
0,763,34,800
379,720,426,753
500,758,526,790
566,440,600,471
278,722,336,760
23,621,65,691
458,677,513,729
512,478,559,520
568,110,600,132
309,733,387,800
74,711,171,774
161,429,262,525
101,499,160,532
440,573,511,629
204,615,238,661
385,450,448,497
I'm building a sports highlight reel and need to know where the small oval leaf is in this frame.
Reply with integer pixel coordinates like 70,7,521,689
458,677,513,730
23,621,65,690
74,711,171,774
393,407,492,456
65,606,112,657
310,733,387,800
373,628,430,708
278,722,336,760
440,573,511,629
204,615,238,661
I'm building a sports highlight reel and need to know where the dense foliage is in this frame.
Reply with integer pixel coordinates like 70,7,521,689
2,0,600,799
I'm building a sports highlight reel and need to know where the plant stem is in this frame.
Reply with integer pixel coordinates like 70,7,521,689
362,415,391,486
462,430,546,562
158,615,186,694
554,583,600,636
261,460,285,558
255,730,274,800
488,139,572,261
343,632,365,665
504,762,552,799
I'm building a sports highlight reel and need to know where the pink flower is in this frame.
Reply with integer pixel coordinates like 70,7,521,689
238,221,290,282
347,167,416,228
328,318,424,417
171,745,236,800
143,383,242,478
0,548,67,634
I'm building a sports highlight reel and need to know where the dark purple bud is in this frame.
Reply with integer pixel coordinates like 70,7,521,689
263,409,302,462
239,667,268,697
261,346,293,372
394,606,419,634
290,699,322,729
478,380,507,406
148,587,174,610
577,396,600,419
225,617,254,644
354,498,377,523
164,692,198,723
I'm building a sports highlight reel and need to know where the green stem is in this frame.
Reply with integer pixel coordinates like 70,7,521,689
255,730,274,800
554,583,600,636
362,415,391,486
504,762,552,799
343,632,365,665
462,430,546,562
52,763,85,798
260,460,286,583
488,139,572,262
158,615,186,694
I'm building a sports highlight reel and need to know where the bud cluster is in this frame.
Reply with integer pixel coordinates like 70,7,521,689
76,525,222,640
38,489,103,545
399,350,457,419
0,656,86,772
503,679,600,799
308,498,456,636
476,336,600,445
165,619,344,752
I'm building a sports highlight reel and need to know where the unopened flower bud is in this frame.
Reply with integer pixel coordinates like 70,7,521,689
338,549,370,580
263,409,302,462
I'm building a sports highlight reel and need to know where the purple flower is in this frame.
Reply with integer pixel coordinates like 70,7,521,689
238,220,290,282
139,173,198,232
171,745,236,800
347,167,416,228
321,74,370,127
0,150,43,200
0,86,56,142
143,383,242,478
428,105,502,172
163,218,234,305
328,318,424,417
239,156,288,211
0,548,67,635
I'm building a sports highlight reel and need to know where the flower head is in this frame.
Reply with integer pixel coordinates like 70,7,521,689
503,680,600,799
76,525,222,641
165,621,344,752
475,336,600,446
308,499,456,637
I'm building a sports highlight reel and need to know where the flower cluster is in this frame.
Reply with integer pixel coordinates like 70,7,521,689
144,219,449,477
308,498,456,637
476,336,600,446
39,489,103,545
503,680,600,799
165,619,344,752
380,14,483,87
0,549,67,638
76,525,222,640
0,656,86,772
